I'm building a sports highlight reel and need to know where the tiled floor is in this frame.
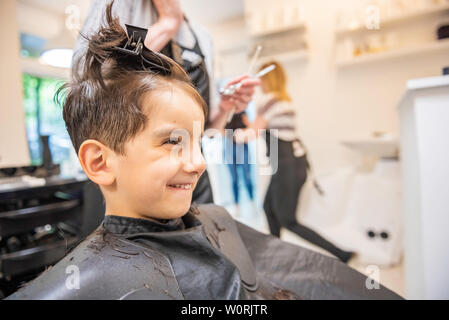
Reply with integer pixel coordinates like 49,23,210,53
349,255,405,298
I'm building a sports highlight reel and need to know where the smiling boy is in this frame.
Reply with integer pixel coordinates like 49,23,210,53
80,86,207,221
6,3,402,300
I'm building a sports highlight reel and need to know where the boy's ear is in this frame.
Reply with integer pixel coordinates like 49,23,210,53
78,139,116,186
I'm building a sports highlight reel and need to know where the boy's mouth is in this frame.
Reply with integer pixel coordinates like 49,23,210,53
167,184,193,190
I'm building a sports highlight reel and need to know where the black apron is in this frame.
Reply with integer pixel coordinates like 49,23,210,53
160,19,214,204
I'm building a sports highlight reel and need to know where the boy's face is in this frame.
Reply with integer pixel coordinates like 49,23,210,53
105,86,206,220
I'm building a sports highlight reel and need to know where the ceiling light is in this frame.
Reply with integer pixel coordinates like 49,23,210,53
39,48,73,69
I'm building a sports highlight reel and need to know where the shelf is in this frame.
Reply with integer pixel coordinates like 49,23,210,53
336,38,449,68
0,235,79,278
336,3,449,36
250,23,306,37
259,50,308,63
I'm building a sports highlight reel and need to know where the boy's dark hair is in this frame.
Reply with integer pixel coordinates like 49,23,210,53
58,1,207,154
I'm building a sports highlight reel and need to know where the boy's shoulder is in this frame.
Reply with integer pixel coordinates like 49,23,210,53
6,227,183,300
193,204,258,290
6,204,255,300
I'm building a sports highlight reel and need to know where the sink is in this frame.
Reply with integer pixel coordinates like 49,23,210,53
341,137,399,158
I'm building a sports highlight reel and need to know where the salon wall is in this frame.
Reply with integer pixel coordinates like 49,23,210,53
0,0,30,168
205,0,449,175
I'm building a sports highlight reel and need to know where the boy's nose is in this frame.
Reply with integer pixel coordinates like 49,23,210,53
183,143,206,176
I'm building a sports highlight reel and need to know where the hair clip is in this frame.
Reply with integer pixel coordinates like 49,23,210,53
113,24,171,75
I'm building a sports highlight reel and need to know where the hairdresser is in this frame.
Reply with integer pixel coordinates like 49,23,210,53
238,61,354,263
72,0,260,204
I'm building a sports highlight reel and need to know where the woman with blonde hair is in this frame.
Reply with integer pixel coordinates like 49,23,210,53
250,61,353,263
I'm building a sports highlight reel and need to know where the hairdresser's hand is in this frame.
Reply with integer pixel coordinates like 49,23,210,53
219,75,261,114
144,0,184,52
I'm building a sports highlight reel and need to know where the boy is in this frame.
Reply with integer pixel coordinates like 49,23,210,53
7,4,401,300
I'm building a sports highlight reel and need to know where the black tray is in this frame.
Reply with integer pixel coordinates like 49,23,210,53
0,235,79,278
0,199,81,237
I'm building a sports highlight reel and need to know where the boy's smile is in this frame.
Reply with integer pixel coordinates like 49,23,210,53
167,184,193,190
102,85,206,221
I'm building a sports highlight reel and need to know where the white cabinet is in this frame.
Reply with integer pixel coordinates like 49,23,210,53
398,75,449,299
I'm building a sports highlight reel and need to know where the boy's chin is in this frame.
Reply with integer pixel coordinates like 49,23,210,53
139,198,192,220
162,202,191,219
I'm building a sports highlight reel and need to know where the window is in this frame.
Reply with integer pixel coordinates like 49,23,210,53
22,74,72,166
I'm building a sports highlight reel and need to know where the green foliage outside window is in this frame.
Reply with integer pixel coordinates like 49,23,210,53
22,74,72,166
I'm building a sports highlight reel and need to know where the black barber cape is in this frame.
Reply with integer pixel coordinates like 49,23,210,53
6,205,402,300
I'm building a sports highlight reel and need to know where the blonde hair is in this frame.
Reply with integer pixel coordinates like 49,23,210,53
258,61,291,102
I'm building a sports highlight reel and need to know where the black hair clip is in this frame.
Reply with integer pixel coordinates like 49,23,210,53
113,24,172,75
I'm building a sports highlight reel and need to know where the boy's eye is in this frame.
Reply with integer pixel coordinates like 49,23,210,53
164,136,182,145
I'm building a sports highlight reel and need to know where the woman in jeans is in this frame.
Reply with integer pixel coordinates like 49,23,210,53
224,111,256,217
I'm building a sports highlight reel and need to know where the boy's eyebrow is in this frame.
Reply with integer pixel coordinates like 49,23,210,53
153,126,180,137
153,125,204,138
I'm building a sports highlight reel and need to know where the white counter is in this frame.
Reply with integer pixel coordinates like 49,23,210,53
406,75,449,90
398,74,449,299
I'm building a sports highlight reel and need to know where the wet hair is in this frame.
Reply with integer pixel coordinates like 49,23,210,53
57,0,207,155
258,61,291,102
